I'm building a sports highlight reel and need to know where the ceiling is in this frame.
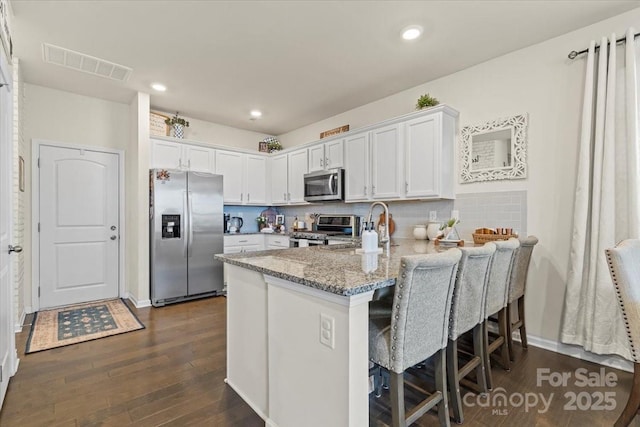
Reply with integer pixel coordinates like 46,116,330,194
10,1,640,135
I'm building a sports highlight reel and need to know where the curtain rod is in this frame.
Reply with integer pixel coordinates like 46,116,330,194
568,31,640,59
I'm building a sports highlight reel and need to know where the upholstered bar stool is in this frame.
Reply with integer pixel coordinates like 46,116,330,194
446,243,496,424
483,238,519,389
606,239,640,427
369,249,462,427
506,236,538,361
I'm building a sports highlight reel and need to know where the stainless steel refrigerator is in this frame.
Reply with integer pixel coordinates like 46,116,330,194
149,169,224,306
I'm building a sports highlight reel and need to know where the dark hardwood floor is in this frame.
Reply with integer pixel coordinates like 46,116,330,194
1,296,639,426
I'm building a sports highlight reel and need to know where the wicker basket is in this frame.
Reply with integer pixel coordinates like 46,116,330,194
472,233,517,244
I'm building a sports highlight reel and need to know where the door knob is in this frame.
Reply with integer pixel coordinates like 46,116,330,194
110,235,117,240
110,225,117,230
8,245,22,254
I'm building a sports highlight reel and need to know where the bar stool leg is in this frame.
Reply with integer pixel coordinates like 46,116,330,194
473,323,488,393
615,363,640,427
518,296,528,350
507,302,515,362
435,349,451,427
390,371,407,427
498,308,511,371
483,321,494,390
446,339,463,423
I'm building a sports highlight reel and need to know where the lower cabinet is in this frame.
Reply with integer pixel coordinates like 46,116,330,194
224,234,290,253
265,235,290,249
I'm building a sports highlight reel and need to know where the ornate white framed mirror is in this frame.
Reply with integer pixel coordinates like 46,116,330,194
460,113,528,183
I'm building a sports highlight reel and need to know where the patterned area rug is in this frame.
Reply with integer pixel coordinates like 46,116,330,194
26,299,144,354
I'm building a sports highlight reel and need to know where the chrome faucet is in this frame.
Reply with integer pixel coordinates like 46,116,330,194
366,201,390,255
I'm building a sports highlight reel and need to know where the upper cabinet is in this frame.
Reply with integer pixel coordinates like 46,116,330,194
343,106,457,202
216,151,268,205
150,139,215,173
308,139,344,172
343,125,403,202
269,149,309,206
404,113,455,199
287,149,308,204
270,154,289,204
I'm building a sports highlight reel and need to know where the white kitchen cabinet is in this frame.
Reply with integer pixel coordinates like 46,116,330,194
344,132,369,201
150,139,215,173
344,125,402,202
265,235,290,249
215,151,269,205
404,111,456,199
216,151,244,204
245,155,268,205
224,234,264,253
270,154,289,204
270,149,308,205
308,139,344,172
287,149,308,204
370,124,402,200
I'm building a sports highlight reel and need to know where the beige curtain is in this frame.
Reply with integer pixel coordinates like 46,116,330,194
561,29,640,360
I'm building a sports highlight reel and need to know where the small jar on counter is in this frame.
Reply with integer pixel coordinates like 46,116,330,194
413,224,428,240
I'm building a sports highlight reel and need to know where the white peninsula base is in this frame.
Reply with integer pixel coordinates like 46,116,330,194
225,264,374,427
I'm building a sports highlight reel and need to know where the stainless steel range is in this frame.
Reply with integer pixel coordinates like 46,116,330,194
289,214,360,247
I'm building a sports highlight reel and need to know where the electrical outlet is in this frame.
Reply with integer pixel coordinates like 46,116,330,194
320,313,335,349
429,211,437,221
451,210,459,220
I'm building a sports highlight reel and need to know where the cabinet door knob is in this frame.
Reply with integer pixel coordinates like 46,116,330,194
247,193,250,202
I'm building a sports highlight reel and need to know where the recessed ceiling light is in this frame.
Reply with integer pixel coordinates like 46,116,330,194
151,83,166,92
250,110,262,118
401,25,423,41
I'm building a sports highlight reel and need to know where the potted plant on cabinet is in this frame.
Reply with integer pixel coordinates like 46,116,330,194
415,93,440,110
165,112,190,139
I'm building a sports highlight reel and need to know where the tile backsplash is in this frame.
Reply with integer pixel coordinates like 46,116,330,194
453,191,527,240
229,190,527,241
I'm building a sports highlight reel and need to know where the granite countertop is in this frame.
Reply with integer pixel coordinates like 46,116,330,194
224,231,290,236
215,239,454,296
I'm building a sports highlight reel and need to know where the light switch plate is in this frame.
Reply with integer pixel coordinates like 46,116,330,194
429,211,437,221
320,313,335,349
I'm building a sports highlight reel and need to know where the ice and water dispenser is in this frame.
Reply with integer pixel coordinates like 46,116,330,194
162,214,181,239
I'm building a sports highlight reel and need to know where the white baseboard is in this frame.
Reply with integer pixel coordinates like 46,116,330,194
13,309,26,333
126,292,151,308
521,333,633,373
24,305,32,315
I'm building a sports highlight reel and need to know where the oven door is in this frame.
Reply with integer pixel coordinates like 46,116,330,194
303,169,343,202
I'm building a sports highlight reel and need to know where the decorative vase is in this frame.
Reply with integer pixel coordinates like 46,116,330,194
426,222,441,240
173,123,184,139
413,224,427,240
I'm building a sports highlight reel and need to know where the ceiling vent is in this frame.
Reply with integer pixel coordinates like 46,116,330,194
42,43,132,82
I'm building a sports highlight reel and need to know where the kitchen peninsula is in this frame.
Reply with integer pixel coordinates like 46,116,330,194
215,240,446,427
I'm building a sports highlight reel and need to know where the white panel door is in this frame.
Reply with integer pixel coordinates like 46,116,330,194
184,144,215,173
215,150,244,204
405,114,439,198
287,150,308,204
270,154,288,204
307,145,325,172
371,124,402,200
344,132,369,201
325,139,344,169
245,155,267,205
39,145,119,308
150,139,182,169
0,53,15,411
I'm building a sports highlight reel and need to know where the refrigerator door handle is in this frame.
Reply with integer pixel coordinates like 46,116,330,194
188,191,194,257
183,190,188,258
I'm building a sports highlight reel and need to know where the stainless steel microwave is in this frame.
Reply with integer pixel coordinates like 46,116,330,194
303,168,344,202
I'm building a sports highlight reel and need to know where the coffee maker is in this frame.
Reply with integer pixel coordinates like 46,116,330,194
223,213,230,233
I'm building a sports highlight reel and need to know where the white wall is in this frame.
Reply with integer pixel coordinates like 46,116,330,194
152,109,269,151
277,8,640,348
22,83,130,310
